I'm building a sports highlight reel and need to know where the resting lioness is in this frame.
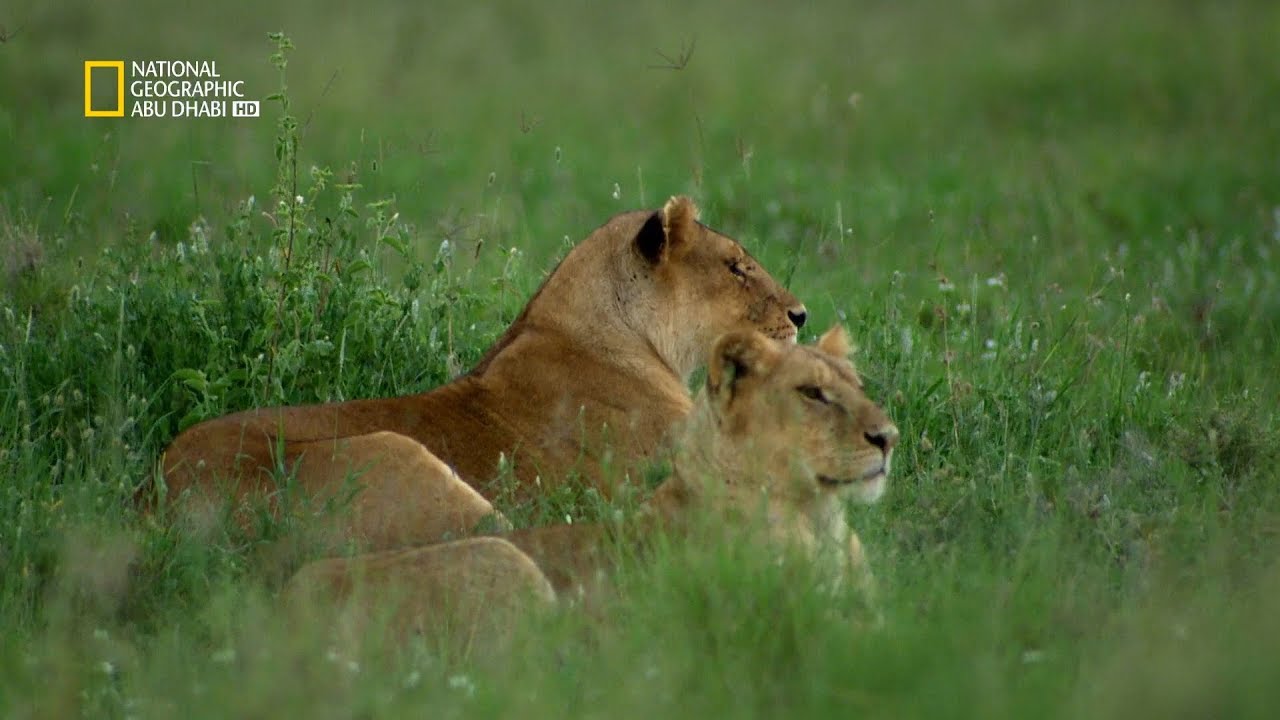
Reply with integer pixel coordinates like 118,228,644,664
507,323,899,597
285,325,899,637
155,196,806,550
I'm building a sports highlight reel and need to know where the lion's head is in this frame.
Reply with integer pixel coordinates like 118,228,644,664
520,196,807,383
651,323,899,557
703,324,899,505
631,196,807,369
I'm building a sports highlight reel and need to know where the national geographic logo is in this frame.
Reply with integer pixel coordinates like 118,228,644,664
84,60,259,119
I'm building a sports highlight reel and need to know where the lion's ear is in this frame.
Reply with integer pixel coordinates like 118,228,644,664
635,195,700,264
707,330,779,398
816,324,852,358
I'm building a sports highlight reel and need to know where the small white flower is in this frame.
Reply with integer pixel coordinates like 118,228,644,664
611,182,621,200
1135,371,1151,394
1032,385,1057,406
295,195,304,205
986,274,1006,288
448,674,476,697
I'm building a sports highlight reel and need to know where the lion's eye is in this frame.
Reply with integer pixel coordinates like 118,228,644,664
729,261,748,279
797,385,829,404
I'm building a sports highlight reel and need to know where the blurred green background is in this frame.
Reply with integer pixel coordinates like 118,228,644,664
6,0,1275,264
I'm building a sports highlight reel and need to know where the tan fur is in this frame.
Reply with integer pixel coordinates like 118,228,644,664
281,536,555,652
288,325,899,639
153,197,806,549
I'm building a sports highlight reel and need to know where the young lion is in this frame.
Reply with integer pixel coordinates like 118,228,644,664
154,196,807,551
284,325,899,637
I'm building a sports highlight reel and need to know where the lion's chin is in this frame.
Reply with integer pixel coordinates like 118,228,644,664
817,468,887,504
773,328,799,344
855,472,887,503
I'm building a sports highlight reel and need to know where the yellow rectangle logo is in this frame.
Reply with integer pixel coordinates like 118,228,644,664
84,60,125,117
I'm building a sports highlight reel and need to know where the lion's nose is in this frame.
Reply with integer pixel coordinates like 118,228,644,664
787,306,807,329
865,425,899,453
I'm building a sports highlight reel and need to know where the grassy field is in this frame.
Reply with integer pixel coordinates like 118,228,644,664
3,0,1280,716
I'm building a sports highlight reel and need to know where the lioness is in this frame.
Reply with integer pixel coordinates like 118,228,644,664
285,325,898,637
509,323,899,597
155,196,806,550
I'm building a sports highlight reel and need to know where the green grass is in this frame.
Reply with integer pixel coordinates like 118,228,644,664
3,0,1280,716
